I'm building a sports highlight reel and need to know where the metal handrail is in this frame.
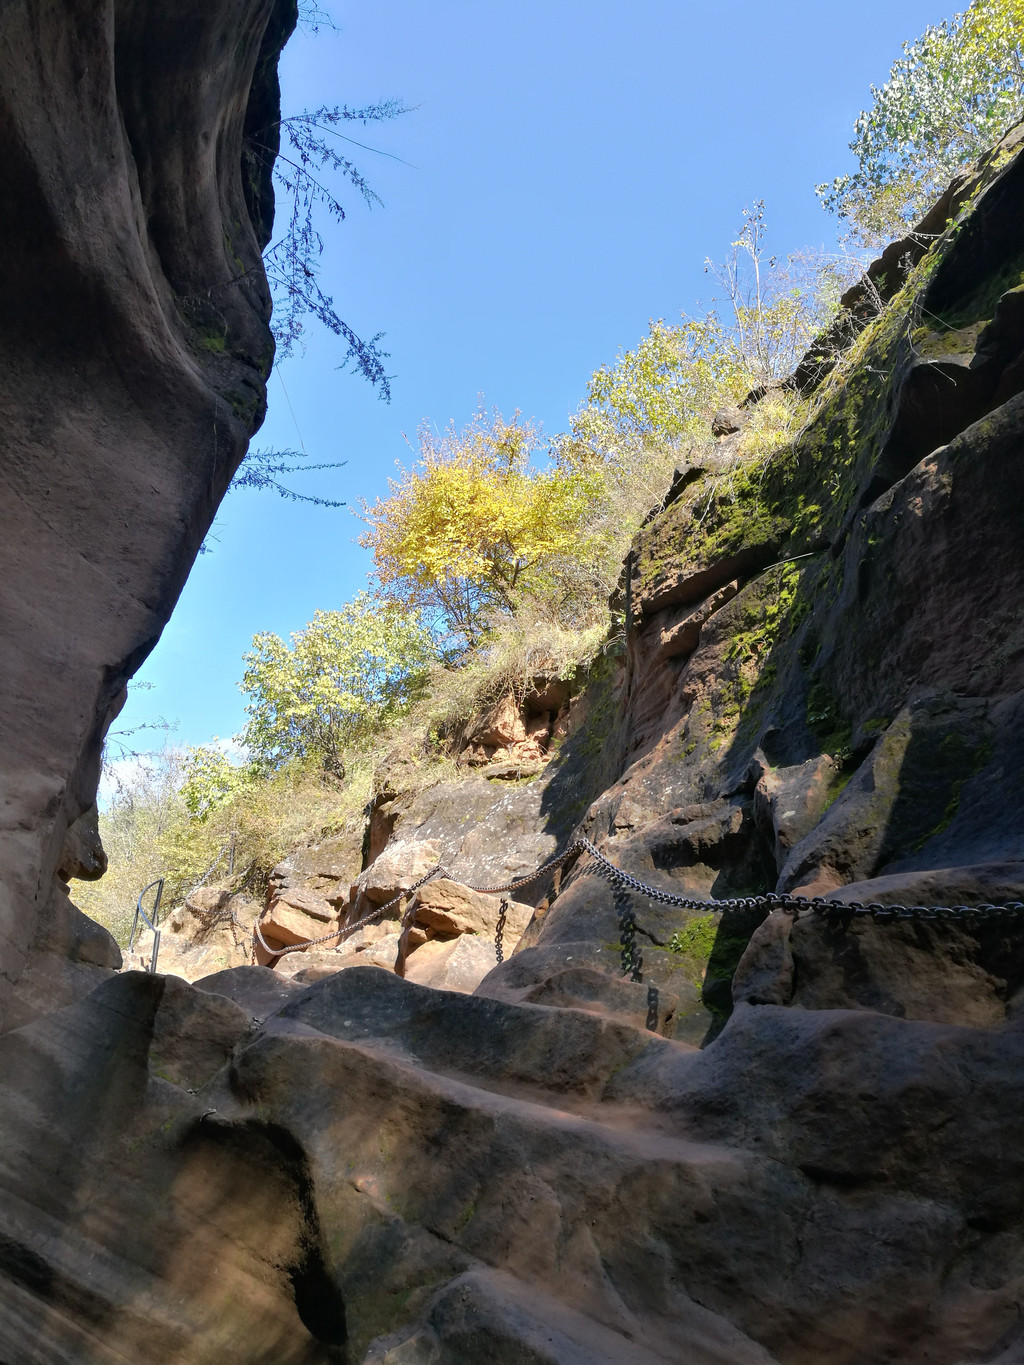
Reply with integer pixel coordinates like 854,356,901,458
128,878,164,974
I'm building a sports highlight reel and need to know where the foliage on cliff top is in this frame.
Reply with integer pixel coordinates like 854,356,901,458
358,408,607,646
818,0,1024,244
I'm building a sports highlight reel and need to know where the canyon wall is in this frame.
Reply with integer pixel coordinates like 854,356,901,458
0,0,295,1028
3,7,1024,1361
478,123,1024,1040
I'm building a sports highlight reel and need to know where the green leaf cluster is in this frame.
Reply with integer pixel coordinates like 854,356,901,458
180,745,253,821
817,0,1024,244
240,592,438,775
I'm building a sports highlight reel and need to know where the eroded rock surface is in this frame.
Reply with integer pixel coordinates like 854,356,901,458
4,965,1024,1363
475,123,1024,1046
0,0,294,1028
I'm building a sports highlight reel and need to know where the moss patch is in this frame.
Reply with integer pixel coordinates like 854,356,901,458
667,914,718,985
805,677,853,765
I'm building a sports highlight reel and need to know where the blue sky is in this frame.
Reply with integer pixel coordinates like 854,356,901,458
115,0,945,758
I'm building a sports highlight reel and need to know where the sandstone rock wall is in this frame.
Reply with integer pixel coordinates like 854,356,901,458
4,16,1024,1361
0,0,295,1028
257,119,1024,1035
476,123,1024,1042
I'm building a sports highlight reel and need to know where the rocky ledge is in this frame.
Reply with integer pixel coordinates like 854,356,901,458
3,960,1024,1363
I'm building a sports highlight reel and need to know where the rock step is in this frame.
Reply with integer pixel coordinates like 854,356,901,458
266,964,681,1107
362,1266,778,1364
225,982,784,1364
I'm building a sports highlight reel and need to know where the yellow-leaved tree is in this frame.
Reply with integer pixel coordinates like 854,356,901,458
358,407,606,646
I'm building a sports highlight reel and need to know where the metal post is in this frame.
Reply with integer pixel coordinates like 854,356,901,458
149,877,164,974
132,878,165,974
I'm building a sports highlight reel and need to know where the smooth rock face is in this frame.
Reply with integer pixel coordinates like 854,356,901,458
0,0,292,1028
5,881,124,1032
354,839,443,909
0,974,330,1363
56,804,108,882
751,751,838,873
367,775,564,902
521,965,682,1037
413,878,532,942
5,966,1024,1363
402,934,501,994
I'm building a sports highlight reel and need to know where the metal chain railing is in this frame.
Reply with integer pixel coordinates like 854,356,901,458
250,834,1024,975
128,878,164,974
494,898,510,965
251,862,449,962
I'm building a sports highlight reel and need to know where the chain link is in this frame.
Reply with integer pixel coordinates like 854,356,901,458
251,833,1024,965
495,898,510,965
614,885,642,982
457,842,590,896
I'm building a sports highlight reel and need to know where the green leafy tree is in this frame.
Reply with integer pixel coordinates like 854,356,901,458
550,317,748,591
563,316,745,456
817,0,1024,244
180,745,253,821
240,593,437,775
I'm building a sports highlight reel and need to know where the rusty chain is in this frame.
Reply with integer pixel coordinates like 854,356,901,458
251,834,1024,965
494,898,510,965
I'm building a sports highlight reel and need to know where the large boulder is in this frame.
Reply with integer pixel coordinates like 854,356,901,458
125,887,259,982
353,839,443,911
413,878,533,943
403,934,502,994
262,886,339,949
732,863,1024,1026
56,805,108,883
